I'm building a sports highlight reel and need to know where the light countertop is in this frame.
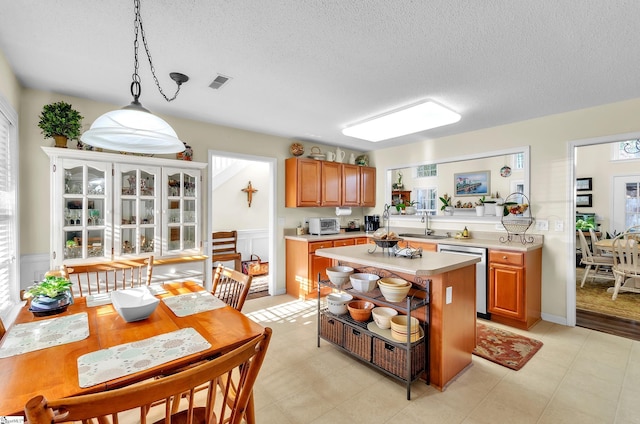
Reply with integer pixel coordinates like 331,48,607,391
314,244,480,277
284,230,543,252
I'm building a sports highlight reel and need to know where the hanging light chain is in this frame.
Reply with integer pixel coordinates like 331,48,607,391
132,0,183,103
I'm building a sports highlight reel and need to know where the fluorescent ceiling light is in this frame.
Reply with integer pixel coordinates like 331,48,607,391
342,101,461,142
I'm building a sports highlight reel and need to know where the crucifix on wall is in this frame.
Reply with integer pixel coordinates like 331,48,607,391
241,181,258,207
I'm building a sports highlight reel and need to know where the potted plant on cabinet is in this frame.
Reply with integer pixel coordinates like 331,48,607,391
439,194,453,215
38,101,84,148
24,275,74,316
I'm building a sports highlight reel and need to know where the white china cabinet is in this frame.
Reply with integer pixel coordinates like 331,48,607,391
44,147,206,268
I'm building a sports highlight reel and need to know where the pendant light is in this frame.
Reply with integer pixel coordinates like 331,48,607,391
81,0,188,154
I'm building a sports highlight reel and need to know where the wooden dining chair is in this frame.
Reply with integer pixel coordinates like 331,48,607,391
578,230,614,287
0,317,5,340
24,327,272,424
212,231,242,271
611,237,640,300
212,263,253,312
61,256,154,297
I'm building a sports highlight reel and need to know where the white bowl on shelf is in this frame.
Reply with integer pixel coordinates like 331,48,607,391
349,273,380,292
326,266,354,288
371,307,398,329
111,287,159,322
378,278,412,302
326,292,353,315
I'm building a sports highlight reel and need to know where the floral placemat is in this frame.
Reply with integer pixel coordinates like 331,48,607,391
0,312,89,358
77,327,211,388
162,291,227,317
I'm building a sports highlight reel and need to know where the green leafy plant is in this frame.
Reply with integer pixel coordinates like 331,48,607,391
24,275,72,299
475,195,486,206
38,101,84,140
439,194,452,211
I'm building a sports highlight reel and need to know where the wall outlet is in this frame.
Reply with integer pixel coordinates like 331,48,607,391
535,219,549,231
446,286,452,304
554,220,564,231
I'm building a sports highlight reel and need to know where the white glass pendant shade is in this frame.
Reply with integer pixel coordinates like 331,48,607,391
81,104,185,154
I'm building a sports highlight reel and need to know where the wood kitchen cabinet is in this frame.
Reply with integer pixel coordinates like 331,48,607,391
285,158,376,207
488,248,542,330
286,236,369,299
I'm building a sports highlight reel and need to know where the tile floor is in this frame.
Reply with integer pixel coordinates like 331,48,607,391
243,294,640,424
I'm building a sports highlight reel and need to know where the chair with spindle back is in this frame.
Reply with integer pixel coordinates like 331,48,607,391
61,256,154,297
212,264,253,313
24,328,272,424
212,231,242,271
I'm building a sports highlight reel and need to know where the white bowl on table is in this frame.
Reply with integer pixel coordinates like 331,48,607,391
349,273,380,292
111,287,160,322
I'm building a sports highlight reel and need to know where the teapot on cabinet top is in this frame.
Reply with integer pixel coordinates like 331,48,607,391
335,147,346,163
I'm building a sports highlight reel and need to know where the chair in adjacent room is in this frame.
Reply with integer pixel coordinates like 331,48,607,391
212,263,253,312
61,256,154,297
212,231,242,271
611,237,640,300
588,228,608,256
24,328,272,424
578,230,614,287
0,317,5,340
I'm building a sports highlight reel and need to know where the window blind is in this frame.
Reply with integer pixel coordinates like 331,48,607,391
0,98,18,324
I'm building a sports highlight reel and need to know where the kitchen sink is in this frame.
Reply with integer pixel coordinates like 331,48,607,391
398,233,449,240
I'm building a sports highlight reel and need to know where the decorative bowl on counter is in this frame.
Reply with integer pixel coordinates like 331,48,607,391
347,300,375,322
378,278,412,302
349,273,380,292
326,266,354,288
371,307,398,329
390,315,421,342
326,292,353,315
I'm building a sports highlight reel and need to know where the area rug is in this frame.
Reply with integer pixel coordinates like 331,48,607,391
473,322,543,370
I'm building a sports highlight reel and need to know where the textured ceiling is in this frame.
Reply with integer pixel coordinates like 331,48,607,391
1,1,640,151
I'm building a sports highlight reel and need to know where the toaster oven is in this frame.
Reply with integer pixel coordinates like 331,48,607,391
308,217,340,235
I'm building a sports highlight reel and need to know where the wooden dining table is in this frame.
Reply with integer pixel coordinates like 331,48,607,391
0,281,265,416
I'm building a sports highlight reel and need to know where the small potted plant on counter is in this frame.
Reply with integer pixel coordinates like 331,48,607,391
475,196,486,216
24,275,74,316
439,194,453,215
404,200,419,215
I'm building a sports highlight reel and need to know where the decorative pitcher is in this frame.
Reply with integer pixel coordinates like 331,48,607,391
326,151,336,161
335,147,346,163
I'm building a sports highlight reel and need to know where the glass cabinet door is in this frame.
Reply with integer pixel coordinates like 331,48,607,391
114,165,161,257
60,159,111,262
163,168,200,254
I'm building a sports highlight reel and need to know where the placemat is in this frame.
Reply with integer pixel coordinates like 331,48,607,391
77,327,211,388
162,291,227,317
0,312,89,358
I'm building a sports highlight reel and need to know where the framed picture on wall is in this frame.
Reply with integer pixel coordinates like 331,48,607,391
454,171,490,196
576,194,592,207
576,177,592,191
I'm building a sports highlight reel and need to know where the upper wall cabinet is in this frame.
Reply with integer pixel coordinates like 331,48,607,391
43,147,206,268
285,158,376,208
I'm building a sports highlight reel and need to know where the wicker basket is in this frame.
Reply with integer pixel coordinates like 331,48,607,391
343,323,373,361
372,337,426,380
320,313,344,346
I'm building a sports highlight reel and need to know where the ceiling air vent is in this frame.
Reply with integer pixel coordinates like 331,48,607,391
209,74,231,90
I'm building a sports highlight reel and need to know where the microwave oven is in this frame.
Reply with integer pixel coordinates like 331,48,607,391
308,217,340,235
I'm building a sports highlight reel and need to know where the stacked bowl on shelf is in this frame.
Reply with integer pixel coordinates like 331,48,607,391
377,277,412,302
349,273,380,292
390,315,421,342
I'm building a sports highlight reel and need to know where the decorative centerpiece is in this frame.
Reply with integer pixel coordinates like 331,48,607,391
38,101,84,148
25,275,74,316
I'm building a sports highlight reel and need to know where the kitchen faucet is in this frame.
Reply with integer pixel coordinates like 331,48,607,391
421,211,434,235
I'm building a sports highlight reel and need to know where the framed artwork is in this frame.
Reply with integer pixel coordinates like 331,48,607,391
576,177,592,191
576,194,592,207
454,171,490,196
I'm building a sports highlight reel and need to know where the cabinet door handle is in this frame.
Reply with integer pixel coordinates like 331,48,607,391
502,256,508,260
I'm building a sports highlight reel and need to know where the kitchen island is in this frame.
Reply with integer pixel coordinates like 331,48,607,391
315,244,480,391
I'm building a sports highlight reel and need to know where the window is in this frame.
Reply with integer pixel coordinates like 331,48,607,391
512,152,525,169
415,187,437,214
613,140,640,161
416,163,437,177
0,94,19,324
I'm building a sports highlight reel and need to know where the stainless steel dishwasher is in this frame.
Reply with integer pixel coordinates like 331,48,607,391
437,244,489,319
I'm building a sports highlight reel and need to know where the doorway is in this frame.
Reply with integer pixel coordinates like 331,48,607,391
206,150,277,297
571,133,640,339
